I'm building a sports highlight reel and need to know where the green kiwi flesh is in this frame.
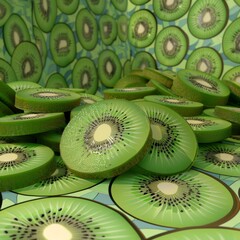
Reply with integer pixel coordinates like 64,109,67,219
0,0,11,27
215,106,240,124
0,58,17,83
7,81,43,92
146,79,177,96
45,73,68,88
0,80,16,112
112,0,128,12
132,51,157,70
118,14,128,42
56,0,79,14
86,0,106,15
0,101,14,117
110,169,239,228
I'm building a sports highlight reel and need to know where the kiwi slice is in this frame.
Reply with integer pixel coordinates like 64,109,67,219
155,26,188,66
0,0,11,27
222,17,240,63
7,81,43,92
186,47,223,78
185,116,232,143
223,66,240,83
111,0,128,12
60,88,85,94
148,227,240,240
11,41,43,83
0,196,143,239
76,8,98,51
98,49,122,88
144,95,203,117
50,23,76,67
0,80,16,112
86,0,106,15
57,0,79,14
110,169,239,228
235,0,240,5
215,106,240,125
128,9,157,48
0,112,66,136
0,58,17,83
72,58,97,94
171,69,230,107
132,51,157,70
99,14,117,46
146,79,177,96
117,14,128,42
114,74,148,88
187,0,228,39
153,0,191,21
0,143,55,191
33,0,57,32
0,101,14,117
222,80,240,104
14,155,103,196
60,99,151,179
3,13,30,55
133,100,197,175
194,143,240,177
45,73,68,88
130,0,150,5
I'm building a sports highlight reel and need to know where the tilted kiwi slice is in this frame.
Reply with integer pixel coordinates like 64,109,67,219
223,66,240,83
57,0,79,15
75,8,98,51
60,99,151,179
223,17,240,63
222,80,240,104
155,26,188,66
153,0,191,21
33,0,57,32
114,74,148,88
15,88,81,112
194,143,240,177
0,80,16,112
0,112,66,136
132,51,157,70
0,197,143,239
130,0,150,5
185,116,232,143
186,47,223,78
7,80,43,92
14,155,103,196
86,0,106,15
98,49,122,88
133,100,197,175
45,73,68,88
0,0,11,27
0,143,55,191
0,102,14,117
172,69,230,107
72,57,98,94
147,79,177,96
11,41,43,83
117,14,128,42
215,106,240,125
110,169,239,228
50,23,76,67
128,9,157,48
111,0,128,12
187,0,228,39
0,58,17,83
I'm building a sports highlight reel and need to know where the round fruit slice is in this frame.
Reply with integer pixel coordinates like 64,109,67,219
155,26,188,66
187,0,228,39
15,88,81,112
0,0,11,27
0,197,143,239
14,155,103,196
45,73,68,88
60,99,151,179
0,58,17,83
185,116,232,143
118,14,128,42
110,169,239,228
57,0,79,14
7,80,43,92
128,9,157,48
215,106,240,124
132,51,157,70
86,0,106,15
223,66,240,83
0,143,55,191
194,143,240,177
0,112,66,136
112,0,128,12
134,101,197,175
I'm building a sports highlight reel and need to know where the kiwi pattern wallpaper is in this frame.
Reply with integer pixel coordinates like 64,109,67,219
0,0,240,239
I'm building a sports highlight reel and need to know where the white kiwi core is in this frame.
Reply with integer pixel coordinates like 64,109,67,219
38,92,60,97
166,39,174,52
42,0,49,13
214,153,234,162
43,223,72,240
20,113,41,119
84,23,90,34
136,23,146,35
24,60,32,75
82,72,89,85
59,39,68,50
187,119,204,125
165,0,175,7
106,61,113,74
94,123,112,142
157,182,179,195
151,123,164,141
165,98,181,103
198,60,209,72
0,153,19,162
83,99,95,104
202,10,212,25
195,78,213,88
13,30,21,46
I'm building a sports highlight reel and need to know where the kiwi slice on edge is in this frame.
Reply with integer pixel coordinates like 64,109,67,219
153,0,191,21
11,41,43,83
0,80,16,112
223,66,240,83
75,8,98,51
133,100,198,175
171,69,230,107
99,14,117,46
222,80,240,104
14,155,103,196
117,14,128,42
57,0,79,15
222,17,240,64
148,227,240,240
111,0,128,12
185,115,232,143
154,26,188,67
0,58,17,83
114,74,148,88
0,143,56,191
15,88,81,113
33,0,57,33
7,81,43,92
146,79,177,96
98,49,122,88
72,57,98,94
144,95,203,117
86,0,106,15
50,23,76,67
215,106,240,125
187,0,228,39
45,73,68,89
60,99,151,179
3,13,30,55
0,196,143,239
110,169,239,228
0,101,14,117
132,51,157,70
0,112,66,136
128,9,157,48
0,0,11,27
194,143,240,177
186,47,223,78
